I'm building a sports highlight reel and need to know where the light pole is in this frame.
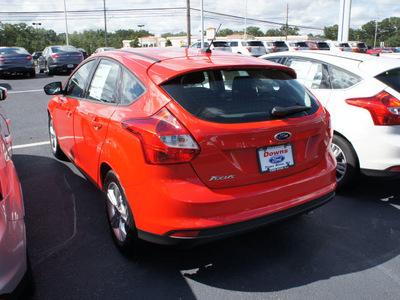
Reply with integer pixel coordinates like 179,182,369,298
63,0,69,45
138,25,144,47
32,22,41,30
103,0,108,47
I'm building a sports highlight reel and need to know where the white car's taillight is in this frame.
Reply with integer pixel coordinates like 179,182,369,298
345,91,400,125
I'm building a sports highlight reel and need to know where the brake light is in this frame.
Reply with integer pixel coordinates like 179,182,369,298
25,55,32,60
324,108,333,138
122,108,200,164
52,54,61,59
345,91,400,125
293,47,298,51
271,46,276,52
339,47,344,51
246,47,251,52
78,53,83,57
0,56,5,62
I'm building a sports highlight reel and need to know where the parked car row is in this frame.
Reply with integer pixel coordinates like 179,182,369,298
189,40,371,57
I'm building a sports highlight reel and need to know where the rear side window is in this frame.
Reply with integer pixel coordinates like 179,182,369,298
376,68,400,93
162,69,319,124
230,42,238,47
286,58,330,89
120,69,146,105
329,66,361,89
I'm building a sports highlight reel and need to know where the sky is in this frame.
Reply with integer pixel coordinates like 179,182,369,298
0,0,399,37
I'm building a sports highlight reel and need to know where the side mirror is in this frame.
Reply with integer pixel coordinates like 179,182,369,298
44,82,63,95
0,87,7,101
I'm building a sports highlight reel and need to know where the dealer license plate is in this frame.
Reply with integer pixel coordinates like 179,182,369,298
257,144,295,173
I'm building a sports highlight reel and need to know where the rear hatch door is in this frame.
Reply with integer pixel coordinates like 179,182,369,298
162,67,328,189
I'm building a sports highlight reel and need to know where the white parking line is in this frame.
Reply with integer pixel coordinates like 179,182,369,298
13,141,50,149
7,89,43,94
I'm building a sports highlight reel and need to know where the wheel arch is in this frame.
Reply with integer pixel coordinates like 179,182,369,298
332,130,360,167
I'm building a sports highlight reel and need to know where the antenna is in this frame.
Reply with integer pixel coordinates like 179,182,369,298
202,23,222,53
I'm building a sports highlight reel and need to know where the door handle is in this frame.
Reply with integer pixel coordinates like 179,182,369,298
4,134,12,145
91,117,102,130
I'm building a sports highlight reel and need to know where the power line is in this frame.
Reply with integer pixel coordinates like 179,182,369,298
0,7,324,31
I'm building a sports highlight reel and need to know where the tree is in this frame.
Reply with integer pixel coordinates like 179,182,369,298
246,26,263,37
130,37,139,48
165,39,172,47
323,25,338,40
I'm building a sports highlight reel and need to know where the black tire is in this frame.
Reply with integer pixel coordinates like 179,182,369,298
331,135,359,191
48,116,67,160
104,170,140,255
45,63,53,75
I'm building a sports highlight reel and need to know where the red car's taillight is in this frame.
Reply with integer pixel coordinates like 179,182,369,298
345,91,400,125
324,108,333,138
0,56,5,62
122,108,200,164
52,54,61,59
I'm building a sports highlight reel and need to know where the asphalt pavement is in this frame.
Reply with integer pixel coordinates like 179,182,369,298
1,73,400,300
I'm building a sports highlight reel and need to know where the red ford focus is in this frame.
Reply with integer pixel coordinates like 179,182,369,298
44,47,336,253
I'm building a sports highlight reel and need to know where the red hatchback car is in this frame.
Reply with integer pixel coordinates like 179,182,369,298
44,48,336,253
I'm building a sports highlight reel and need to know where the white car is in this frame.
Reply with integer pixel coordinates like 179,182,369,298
286,41,310,51
260,51,400,189
0,87,33,298
189,41,232,52
325,41,352,52
229,40,266,57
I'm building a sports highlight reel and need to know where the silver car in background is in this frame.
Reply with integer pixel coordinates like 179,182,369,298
0,47,35,78
37,45,83,75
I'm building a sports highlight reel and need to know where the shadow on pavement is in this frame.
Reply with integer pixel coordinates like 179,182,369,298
13,154,400,299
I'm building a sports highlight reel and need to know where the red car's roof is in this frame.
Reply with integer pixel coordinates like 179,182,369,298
99,47,296,85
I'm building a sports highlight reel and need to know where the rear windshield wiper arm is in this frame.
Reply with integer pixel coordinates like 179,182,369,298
271,105,311,117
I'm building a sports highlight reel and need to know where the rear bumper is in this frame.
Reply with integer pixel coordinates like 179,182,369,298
124,149,337,244
0,65,34,74
138,190,335,246
49,63,80,72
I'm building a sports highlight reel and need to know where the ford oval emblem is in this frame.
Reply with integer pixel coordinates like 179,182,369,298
269,155,285,164
274,132,291,141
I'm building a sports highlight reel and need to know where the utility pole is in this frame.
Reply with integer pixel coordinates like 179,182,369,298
104,0,108,47
63,0,69,45
285,4,289,40
186,0,191,46
374,13,379,48
244,0,247,40
200,0,204,48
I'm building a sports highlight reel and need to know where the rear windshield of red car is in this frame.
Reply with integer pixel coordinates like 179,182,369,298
376,68,400,93
161,69,320,124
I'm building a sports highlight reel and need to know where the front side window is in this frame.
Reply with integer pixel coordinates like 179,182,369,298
329,66,361,89
162,69,319,124
87,60,120,103
66,60,96,98
286,58,329,89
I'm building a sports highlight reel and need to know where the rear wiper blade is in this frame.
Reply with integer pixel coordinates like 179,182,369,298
271,105,311,117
